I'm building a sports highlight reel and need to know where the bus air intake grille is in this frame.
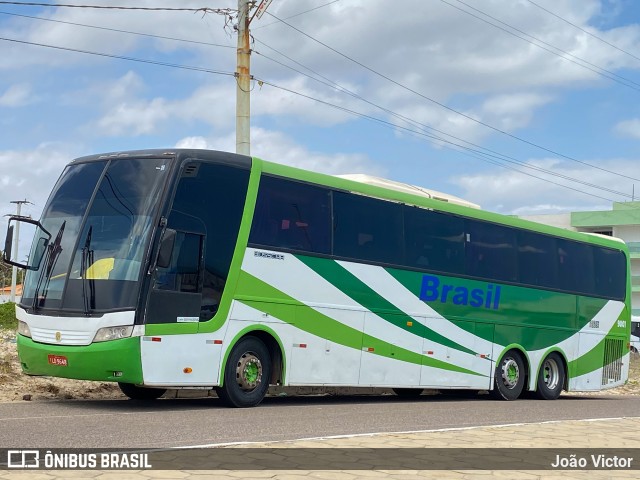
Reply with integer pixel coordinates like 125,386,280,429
601,338,624,385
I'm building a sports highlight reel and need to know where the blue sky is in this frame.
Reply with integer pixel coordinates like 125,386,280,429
2,0,640,230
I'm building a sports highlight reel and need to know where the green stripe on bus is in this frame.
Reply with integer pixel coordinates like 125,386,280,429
386,267,609,351
569,322,628,378
295,255,478,357
236,270,485,377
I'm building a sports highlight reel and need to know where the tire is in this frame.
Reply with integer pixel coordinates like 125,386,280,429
118,382,166,400
217,336,272,408
491,350,525,400
392,388,423,397
536,352,565,400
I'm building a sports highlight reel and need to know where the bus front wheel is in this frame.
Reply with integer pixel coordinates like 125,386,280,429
118,383,166,400
491,350,525,400
217,336,272,408
536,352,565,400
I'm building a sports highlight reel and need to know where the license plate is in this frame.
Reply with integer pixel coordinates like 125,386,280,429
47,354,68,367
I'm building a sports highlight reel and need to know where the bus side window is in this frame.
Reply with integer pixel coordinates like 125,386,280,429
466,220,517,283
517,231,557,289
154,232,203,294
557,239,595,296
403,206,465,275
249,176,331,254
333,191,403,265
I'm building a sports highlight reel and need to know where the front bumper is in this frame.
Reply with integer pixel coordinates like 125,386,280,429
17,334,143,384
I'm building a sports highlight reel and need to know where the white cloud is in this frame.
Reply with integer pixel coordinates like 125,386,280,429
0,84,32,107
175,128,386,177
614,118,640,139
453,157,638,214
0,144,80,238
97,98,170,136
480,93,554,131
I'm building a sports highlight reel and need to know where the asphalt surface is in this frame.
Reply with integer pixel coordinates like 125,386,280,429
1,393,639,449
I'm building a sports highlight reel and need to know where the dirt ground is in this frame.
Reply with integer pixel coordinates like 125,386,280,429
1,328,639,402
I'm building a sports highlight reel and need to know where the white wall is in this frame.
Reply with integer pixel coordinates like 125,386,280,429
614,225,640,243
518,213,574,230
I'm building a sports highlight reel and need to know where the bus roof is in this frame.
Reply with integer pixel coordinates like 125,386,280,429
335,174,481,209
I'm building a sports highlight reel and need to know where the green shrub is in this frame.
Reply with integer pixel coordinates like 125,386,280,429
0,303,17,331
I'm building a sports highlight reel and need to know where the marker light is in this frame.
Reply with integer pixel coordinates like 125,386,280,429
93,325,134,343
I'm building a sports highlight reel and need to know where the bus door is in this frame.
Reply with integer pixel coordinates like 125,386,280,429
141,226,212,386
146,228,204,327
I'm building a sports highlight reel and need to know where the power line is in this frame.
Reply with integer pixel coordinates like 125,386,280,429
0,10,236,49
264,10,640,183
254,0,341,30
0,36,236,76
253,40,632,199
4,7,626,200
0,2,232,14
442,0,640,92
525,0,640,64
255,77,621,203
3,5,634,201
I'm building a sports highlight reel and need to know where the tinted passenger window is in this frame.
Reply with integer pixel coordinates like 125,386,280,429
517,231,557,289
593,247,626,300
557,239,595,296
333,192,403,265
467,221,517,282
404,206,465,275
250,177,331,254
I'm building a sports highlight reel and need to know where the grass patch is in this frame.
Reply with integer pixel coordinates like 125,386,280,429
0,302,17,331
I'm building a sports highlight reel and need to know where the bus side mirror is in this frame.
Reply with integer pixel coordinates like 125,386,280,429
3,217,50,270
3,225,13,263
157,228,176,269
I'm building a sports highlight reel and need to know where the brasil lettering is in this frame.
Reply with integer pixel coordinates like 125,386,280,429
419,274,501,310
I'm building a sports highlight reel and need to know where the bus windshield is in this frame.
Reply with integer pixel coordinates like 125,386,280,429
21,157,170,313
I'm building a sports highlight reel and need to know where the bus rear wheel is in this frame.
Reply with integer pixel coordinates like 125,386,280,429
118,383,166,400
491,350,525,400
536,352,565,400
217,336,272,408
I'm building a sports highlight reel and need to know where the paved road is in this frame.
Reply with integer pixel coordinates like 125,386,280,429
1,393,639,448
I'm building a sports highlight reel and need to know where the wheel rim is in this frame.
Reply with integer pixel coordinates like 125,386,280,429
541,357,560,390
236,352,262,392
500,357,520,389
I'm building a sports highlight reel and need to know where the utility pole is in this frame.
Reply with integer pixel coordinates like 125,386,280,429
236,0,252,156
9,199,30,303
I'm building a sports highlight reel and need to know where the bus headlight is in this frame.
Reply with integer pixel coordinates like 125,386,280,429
17,321,31,338
93,326,134,343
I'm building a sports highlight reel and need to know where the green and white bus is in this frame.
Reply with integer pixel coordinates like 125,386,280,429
3,149,631,407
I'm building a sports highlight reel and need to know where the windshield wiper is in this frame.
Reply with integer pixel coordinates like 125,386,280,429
32,221,65,310
81,226,95,315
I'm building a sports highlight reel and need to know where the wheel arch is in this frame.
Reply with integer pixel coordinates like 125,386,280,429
218,325,286,387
